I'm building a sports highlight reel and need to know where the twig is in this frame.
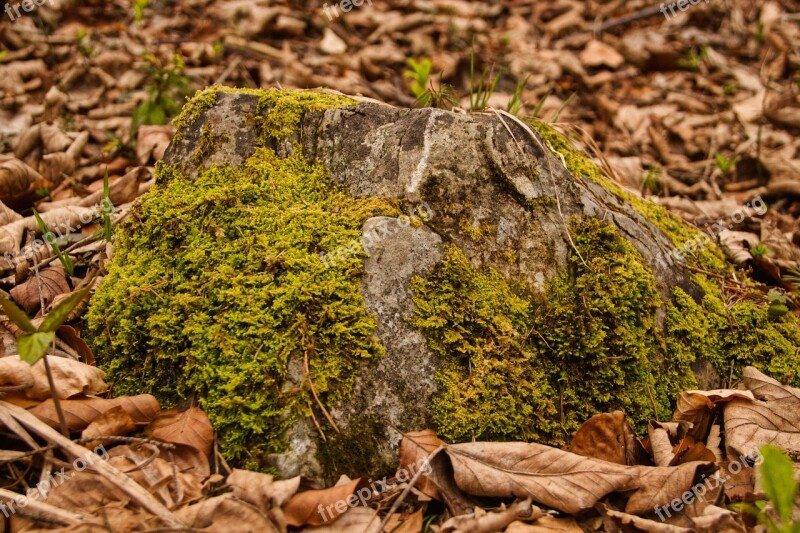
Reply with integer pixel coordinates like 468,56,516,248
303,348,340,433
29,230,69,439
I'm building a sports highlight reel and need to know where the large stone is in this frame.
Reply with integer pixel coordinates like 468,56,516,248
86,87,800,483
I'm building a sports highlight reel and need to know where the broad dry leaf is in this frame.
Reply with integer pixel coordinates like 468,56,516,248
0,355,106,400
147,407,214,477
690,505,747,532
226,469,301,514
298,506,380,533
56,324,95,365
284,476,367,527
176,493,281,532
440,498,542,533
39,151,76,183
107,444,204,508
443,441,713,515
0,206,95,254
569,411,647,465
398,429,443,500
9,263,69,314
81,405,137,448
0,158,47,207
137,125,174,165
505,516,584,532
383,508,424,533
0,201,22,226
673,389,755,441
601,505,692,532
724,366,800,459
40,123,73,154
30,394,160,430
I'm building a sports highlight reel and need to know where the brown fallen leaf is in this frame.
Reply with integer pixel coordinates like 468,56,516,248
226,469,300,513
440,498,542,533
9,263,70,314
30,394,160,430
176,493,281,532
673,389,755,441
81,405,137,449
724,366,800,459
569,411,648,466
0,158,48,208
0,206,96,254
383,508,424,533
137,125,174,165
56,325,96,365
505,516,584,532
297,506,380,533
284,476,369,527
0,355,106,400
147,407,214,477
443,441,714,516
600,504,692,532
398,429,443,500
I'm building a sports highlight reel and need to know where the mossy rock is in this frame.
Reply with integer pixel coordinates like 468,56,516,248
85,87,800,483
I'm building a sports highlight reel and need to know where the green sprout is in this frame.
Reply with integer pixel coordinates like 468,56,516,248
403,58,433,101
714,152,739,174
33,210,74,276
750,242,770,258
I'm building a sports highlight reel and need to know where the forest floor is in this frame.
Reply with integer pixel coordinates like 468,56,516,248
0,0,799,531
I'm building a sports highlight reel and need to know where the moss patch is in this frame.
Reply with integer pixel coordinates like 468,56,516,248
528,120,728,273
411,216,800,444
89,86,394,472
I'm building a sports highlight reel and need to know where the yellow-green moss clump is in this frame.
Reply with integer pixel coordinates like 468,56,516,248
411,217,800,444
528,120,728,273
87,88,392,471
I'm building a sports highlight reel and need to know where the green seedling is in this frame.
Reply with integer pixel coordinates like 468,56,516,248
714,152,739,174
134,0,148,23
33,209,74,276
0,287,90,364
102,170,112,241
750,242,770,258
677,46,707,71
506,75,530,115
642,166,662,194
732,445,800,533
132,54,192,137
403,58,433,101
469,49,501,112
767,291,790,319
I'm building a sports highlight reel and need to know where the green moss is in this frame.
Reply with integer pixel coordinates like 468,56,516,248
172,87,220,142
528,120,728,273
86,144,397,470
254,90,356,142
409,245,559,443
525,196,557,209
411,216,800,444
191,122,228,166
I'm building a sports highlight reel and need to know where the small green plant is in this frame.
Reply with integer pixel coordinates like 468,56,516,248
751,242,770,258
714,152,739,174
416,80,459,109
0,287,90,364
506,75,529,115
768,291,790,319
733,445,800,533
102,170,113,241
131,54,192,137
642,166,662,194
677,46,707,71
551,92,576,123
0,50,7,60
785,268,800,291
403,58,433,101
133,0,148,23
724,82,738,96
469,49,501,112
76,29,94,57
33,209,74,276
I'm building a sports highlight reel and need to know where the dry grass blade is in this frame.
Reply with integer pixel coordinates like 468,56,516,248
0,487,94,526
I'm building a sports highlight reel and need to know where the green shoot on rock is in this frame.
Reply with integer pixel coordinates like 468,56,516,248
732,445,800,533
469,49,501,112
33,209,74,276
506,75,529,115
403,58,433,101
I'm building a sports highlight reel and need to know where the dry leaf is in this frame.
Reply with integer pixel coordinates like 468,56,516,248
9,263,69,314
147,407,214,477
297,506,380,533
440,498,542,533
81,405,137,448
136,125,174,165
284,476,368,527
0,206,96,254
398,429,443,500
176,493,281,532
505,516,584,532
724,366,800,459
0,355,106,400
673,389,755,441
0,158,47,208
30,394,160,430
569,411,647,465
